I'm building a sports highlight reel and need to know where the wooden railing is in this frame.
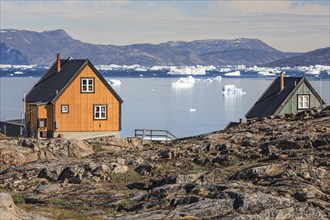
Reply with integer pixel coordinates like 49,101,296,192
134,129,177,141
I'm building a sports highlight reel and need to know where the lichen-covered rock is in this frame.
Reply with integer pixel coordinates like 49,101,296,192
0,105,329,219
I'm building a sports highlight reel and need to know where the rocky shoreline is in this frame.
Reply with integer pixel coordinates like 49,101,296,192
0,105,329,219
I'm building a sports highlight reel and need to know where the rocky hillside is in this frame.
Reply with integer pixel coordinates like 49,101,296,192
266,47,330,67
0,105,329,219
0,29,290,66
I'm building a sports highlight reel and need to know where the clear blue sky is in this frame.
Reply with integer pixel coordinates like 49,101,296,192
1,0,329,52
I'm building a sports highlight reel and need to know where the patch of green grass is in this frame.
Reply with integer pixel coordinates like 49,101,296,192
47,198,77,210
118,198,135,207
45,206,89,220
81,202,91,211
92,145,105,153
12,192,25,205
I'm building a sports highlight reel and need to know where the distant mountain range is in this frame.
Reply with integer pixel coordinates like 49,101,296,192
266,47,330,67
0,29,328,66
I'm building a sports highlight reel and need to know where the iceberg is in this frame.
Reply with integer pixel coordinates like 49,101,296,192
213,76,222,81
150,66,171,71
258,71,276,76
204,78,213,83
224,71,240,76
222,84,246,95
135,67,148,72
14,71,25,75
172,76,196,88
219,67,232,72
305,70,320,75
108,79,121,85
167,66,206,75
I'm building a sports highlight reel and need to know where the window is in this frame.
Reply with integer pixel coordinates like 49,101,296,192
298,95,310,109
61,105,69,113
81,78,94,93
38,118,47,128
94,105,107,120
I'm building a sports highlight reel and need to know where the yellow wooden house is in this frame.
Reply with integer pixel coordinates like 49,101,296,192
25,54,123,139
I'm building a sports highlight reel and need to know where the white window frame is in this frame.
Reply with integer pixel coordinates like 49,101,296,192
94,105,107,120
298,95,310,109
81,78,94,93
61,105,69,113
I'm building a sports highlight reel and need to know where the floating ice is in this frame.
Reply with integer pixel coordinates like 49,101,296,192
222,84,246,95
213,76,222,81
150,66,172,71
189,108,197,112
172,76,196,88
167,66,206,75
305,70,320,75
204,78,213,83
14,71,25,75
108,79,121,85
135,67,148,72
224,71,240,76
96,64,148,71
219,67,232,72
258,71,276,76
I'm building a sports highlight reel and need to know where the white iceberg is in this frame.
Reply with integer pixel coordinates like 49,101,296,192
135,67,148,72
172,76,196,88
150,66,172,71
213,76,222,81
108,79,121,85
224,71,240,76
14,71,25,75
258,71,276,76
204,78,213,83
167,66,206,75
189,108,197,112
219,67,232,72
305,69,320,75
222,84,246,95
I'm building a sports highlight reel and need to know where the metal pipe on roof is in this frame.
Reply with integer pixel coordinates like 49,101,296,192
280,72,284,92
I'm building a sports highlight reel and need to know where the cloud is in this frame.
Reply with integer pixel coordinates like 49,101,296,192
223,0,329,15
0,0,329,51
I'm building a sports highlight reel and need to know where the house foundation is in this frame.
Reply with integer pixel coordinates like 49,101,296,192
53,131,120,140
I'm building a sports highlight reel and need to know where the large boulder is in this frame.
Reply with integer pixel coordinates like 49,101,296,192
0,193,49,220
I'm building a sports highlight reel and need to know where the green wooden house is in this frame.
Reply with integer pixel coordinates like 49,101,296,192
245,73,325,119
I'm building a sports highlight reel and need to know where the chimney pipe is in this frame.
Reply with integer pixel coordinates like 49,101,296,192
57,53,61,73
280,72,284,92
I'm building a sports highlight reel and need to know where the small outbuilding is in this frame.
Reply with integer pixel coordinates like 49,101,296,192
245,72,325,120
25,54,123,139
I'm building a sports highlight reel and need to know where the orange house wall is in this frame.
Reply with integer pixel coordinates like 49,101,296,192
25,103,53,135
54,66,120,132
37,104,53,130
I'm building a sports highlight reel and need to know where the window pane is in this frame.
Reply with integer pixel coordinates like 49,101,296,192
88,79,93,85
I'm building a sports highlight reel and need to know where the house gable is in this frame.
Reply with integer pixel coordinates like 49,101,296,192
277,79,325,115
54,64,121,132
245,76,324,119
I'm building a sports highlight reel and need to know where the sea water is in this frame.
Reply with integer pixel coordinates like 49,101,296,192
0,76,329,138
